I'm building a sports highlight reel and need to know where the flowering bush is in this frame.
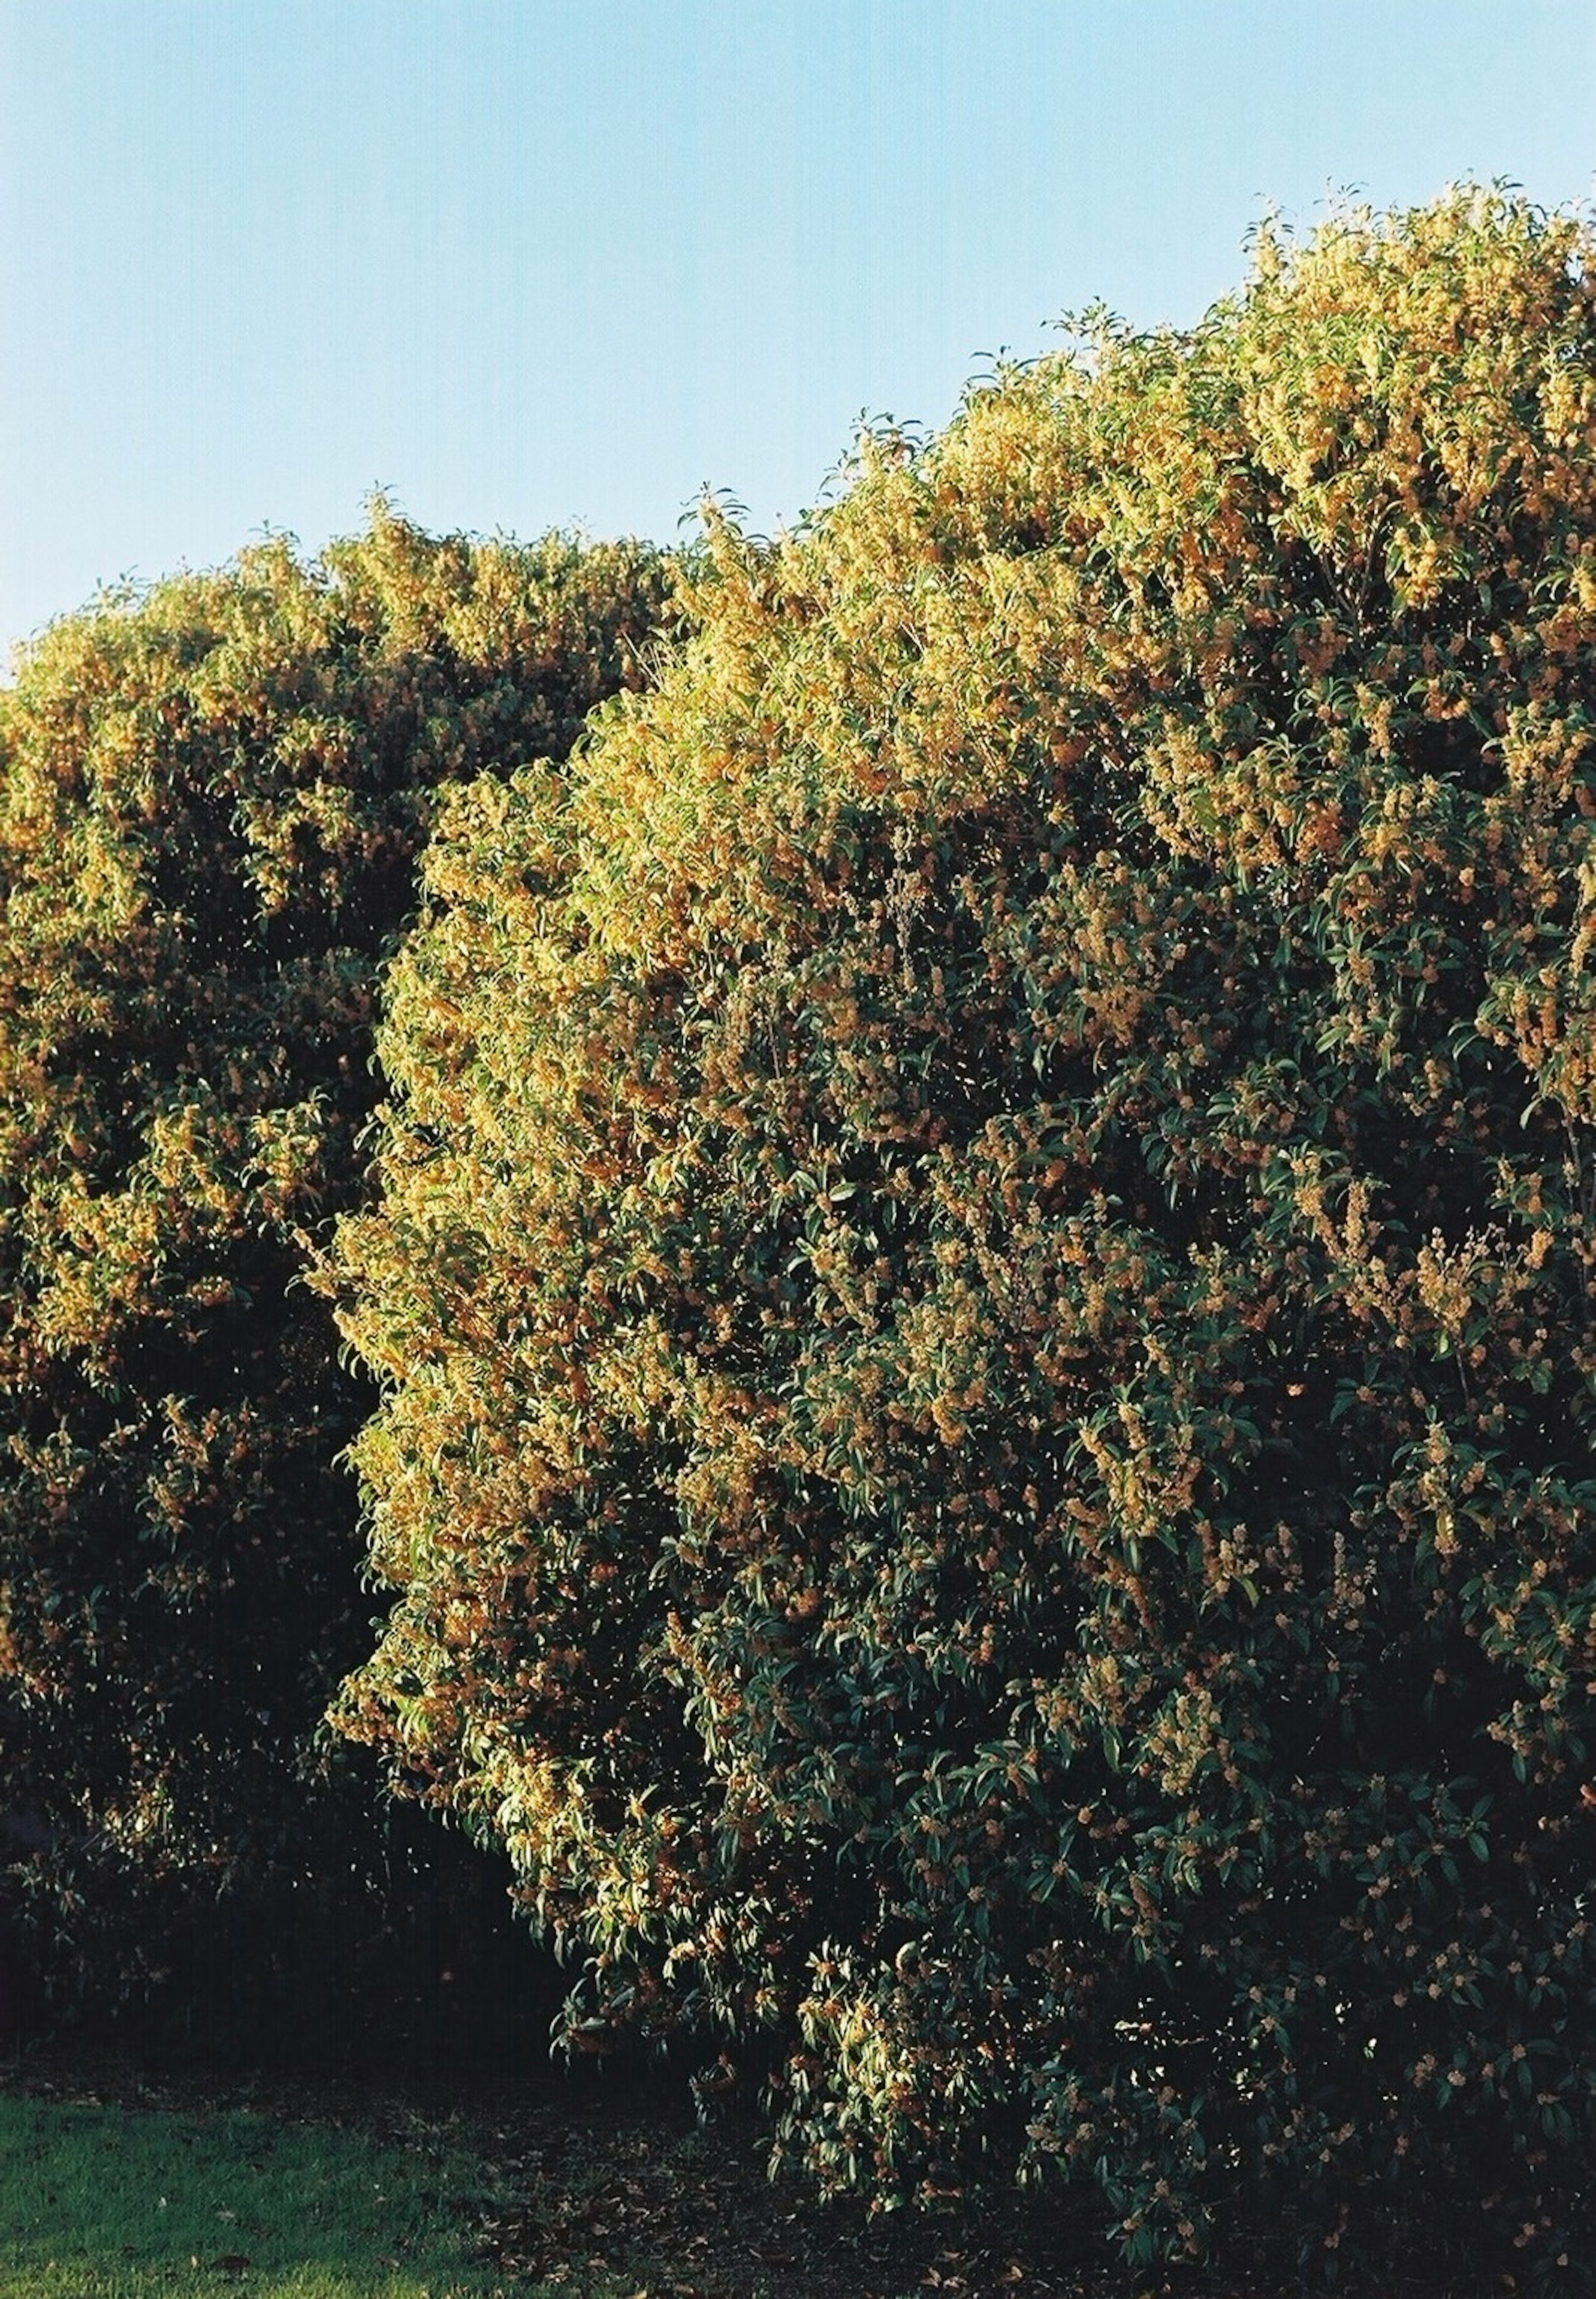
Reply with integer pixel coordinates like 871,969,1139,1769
0,505,675,2004
332,195,1594,2269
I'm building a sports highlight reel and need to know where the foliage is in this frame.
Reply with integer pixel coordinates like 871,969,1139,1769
0,505,676,2003
330,191,1596,2272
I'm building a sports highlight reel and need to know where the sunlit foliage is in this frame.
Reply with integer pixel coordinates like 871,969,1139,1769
0,505,675,1998
332,194,1595,2271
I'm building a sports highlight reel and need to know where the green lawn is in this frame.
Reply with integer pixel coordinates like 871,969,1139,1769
0,2093,544,2299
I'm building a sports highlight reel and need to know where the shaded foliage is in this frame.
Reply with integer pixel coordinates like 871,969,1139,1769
331,195,1596,2275
0,505,677,2016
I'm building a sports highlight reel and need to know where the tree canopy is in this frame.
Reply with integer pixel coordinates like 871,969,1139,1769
330,195,1596,2272
0,506,676,2001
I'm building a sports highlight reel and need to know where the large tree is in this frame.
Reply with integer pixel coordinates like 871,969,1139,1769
0,505,675,2013
331,197,1595,2272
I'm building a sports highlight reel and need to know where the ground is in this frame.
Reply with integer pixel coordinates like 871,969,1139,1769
0,2048,1520,2298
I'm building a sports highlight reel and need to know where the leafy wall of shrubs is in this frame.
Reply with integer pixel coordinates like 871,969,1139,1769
329,195,1596,2270
0,506,676,2008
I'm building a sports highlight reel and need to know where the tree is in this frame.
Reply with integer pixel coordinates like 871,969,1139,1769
0,505,676,2016
330,195,1595,2271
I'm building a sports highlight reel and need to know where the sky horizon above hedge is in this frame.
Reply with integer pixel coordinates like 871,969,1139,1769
4,1,1595,658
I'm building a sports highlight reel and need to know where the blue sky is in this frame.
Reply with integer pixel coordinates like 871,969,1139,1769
2,0,1594,654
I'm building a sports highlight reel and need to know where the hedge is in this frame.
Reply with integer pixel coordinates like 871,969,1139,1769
328,195,1596,2272
0,504,676,2014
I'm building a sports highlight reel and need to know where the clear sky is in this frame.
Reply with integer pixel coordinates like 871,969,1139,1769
2,0,1594,655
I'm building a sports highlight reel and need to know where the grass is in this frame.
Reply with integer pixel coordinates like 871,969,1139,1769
0,2055,1549,2299
0,2075,1116,2299
0,2092,540,2299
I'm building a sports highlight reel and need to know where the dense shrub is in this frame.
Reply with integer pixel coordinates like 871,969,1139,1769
330,195,1596,2270
0,506,676,2010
